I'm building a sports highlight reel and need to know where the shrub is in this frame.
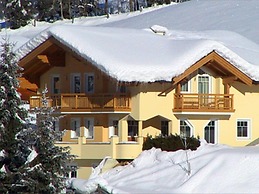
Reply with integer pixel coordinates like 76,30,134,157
142,134,200,152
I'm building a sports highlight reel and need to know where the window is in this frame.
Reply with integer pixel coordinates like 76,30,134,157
70,118,80,138
109,120,119,137
237,119,250,138
71,73,81,93
128,120,138,137
84,118,94,138
204,120,216,143
181,81,190,93
51,75,60,94
180,120,192,137
53,120,60,132
85,73,94,93
66,165,77,178
161,121,169,136
198,75,210,94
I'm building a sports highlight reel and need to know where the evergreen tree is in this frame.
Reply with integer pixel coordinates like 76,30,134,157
22,87,75,193
0,39,74,193
0,39,31,192
2,0,35,29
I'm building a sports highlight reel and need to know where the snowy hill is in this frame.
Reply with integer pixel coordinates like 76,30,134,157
102,0,259,44
68,141,259,193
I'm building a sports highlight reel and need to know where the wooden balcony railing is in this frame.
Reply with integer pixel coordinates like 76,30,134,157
30,93,131,112
174,93,234,112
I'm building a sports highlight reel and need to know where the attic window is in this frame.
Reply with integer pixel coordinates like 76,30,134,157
150,25,168,36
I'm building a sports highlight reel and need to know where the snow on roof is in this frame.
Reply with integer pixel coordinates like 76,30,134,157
16,25,259,82
69,141,259,193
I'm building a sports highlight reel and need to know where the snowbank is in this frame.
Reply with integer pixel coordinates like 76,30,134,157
68,141,259,193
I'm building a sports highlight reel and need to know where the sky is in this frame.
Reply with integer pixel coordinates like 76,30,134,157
1,0,259,193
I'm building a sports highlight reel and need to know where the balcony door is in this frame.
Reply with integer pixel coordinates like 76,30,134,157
198,75,211,107
85,73,94,94
204,120,217,144
71,73,81,93
51,75,60,94
84,118,94,139
70,118,80,138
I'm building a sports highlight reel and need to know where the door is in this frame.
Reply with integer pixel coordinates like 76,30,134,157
204,120,217,144
84,118,94,138
71,73,81,93
70,118,80,138
198,75,210,107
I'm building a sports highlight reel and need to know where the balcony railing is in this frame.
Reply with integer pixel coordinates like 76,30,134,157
174,93,234,112
30,93,131,112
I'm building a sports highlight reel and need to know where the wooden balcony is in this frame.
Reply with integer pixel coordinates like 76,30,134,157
173,93,234,112
30,93,131,112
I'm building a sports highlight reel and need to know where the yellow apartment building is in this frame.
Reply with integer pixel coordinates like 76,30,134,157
17,26,259,178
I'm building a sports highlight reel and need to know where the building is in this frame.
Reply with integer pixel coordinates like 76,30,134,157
17,25,259,178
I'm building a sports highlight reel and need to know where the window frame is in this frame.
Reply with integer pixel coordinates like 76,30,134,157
197,74,212,94
85,73,95,94
51,74,60,94
236,119,251,139
180,80,191,93
179,119,193,137
161,120,169,136
70,73,81,93
70,117,81,138
128,120,139,138
84,117,94,139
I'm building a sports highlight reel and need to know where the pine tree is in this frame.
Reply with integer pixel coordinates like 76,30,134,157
0,38,74,193
23,87,75,193
0,38,31,192
2,0,35,29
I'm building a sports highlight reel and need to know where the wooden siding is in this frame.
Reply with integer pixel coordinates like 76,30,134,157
174,93,234,112
30,93,131,112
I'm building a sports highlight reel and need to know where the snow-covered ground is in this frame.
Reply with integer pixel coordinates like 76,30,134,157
68,141,259,193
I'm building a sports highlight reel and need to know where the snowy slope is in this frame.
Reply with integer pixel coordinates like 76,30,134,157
69,142,259,193
102,0,259,44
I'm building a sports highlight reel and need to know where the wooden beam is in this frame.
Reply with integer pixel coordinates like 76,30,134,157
173,51,214,84
212,52,253,86
173,51,253,86
223,76,237,84
37,55,49,64
19,39,53,67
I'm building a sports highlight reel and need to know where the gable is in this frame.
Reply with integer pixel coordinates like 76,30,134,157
19,37,66,86
173,51,253,86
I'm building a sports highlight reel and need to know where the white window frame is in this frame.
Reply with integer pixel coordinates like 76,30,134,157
181,80,191,93
51,74,60,94
204,120,218,144
85,73,94,93
84,118,94,139
236,119,251,140
70,118,81,138
179,119,193,137
197,74,212,94
108,118,119,138
70,73,81,93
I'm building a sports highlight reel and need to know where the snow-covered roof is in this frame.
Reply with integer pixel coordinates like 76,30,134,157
16,25,259,82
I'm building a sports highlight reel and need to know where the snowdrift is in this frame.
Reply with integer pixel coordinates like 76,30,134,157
69,141,259,193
